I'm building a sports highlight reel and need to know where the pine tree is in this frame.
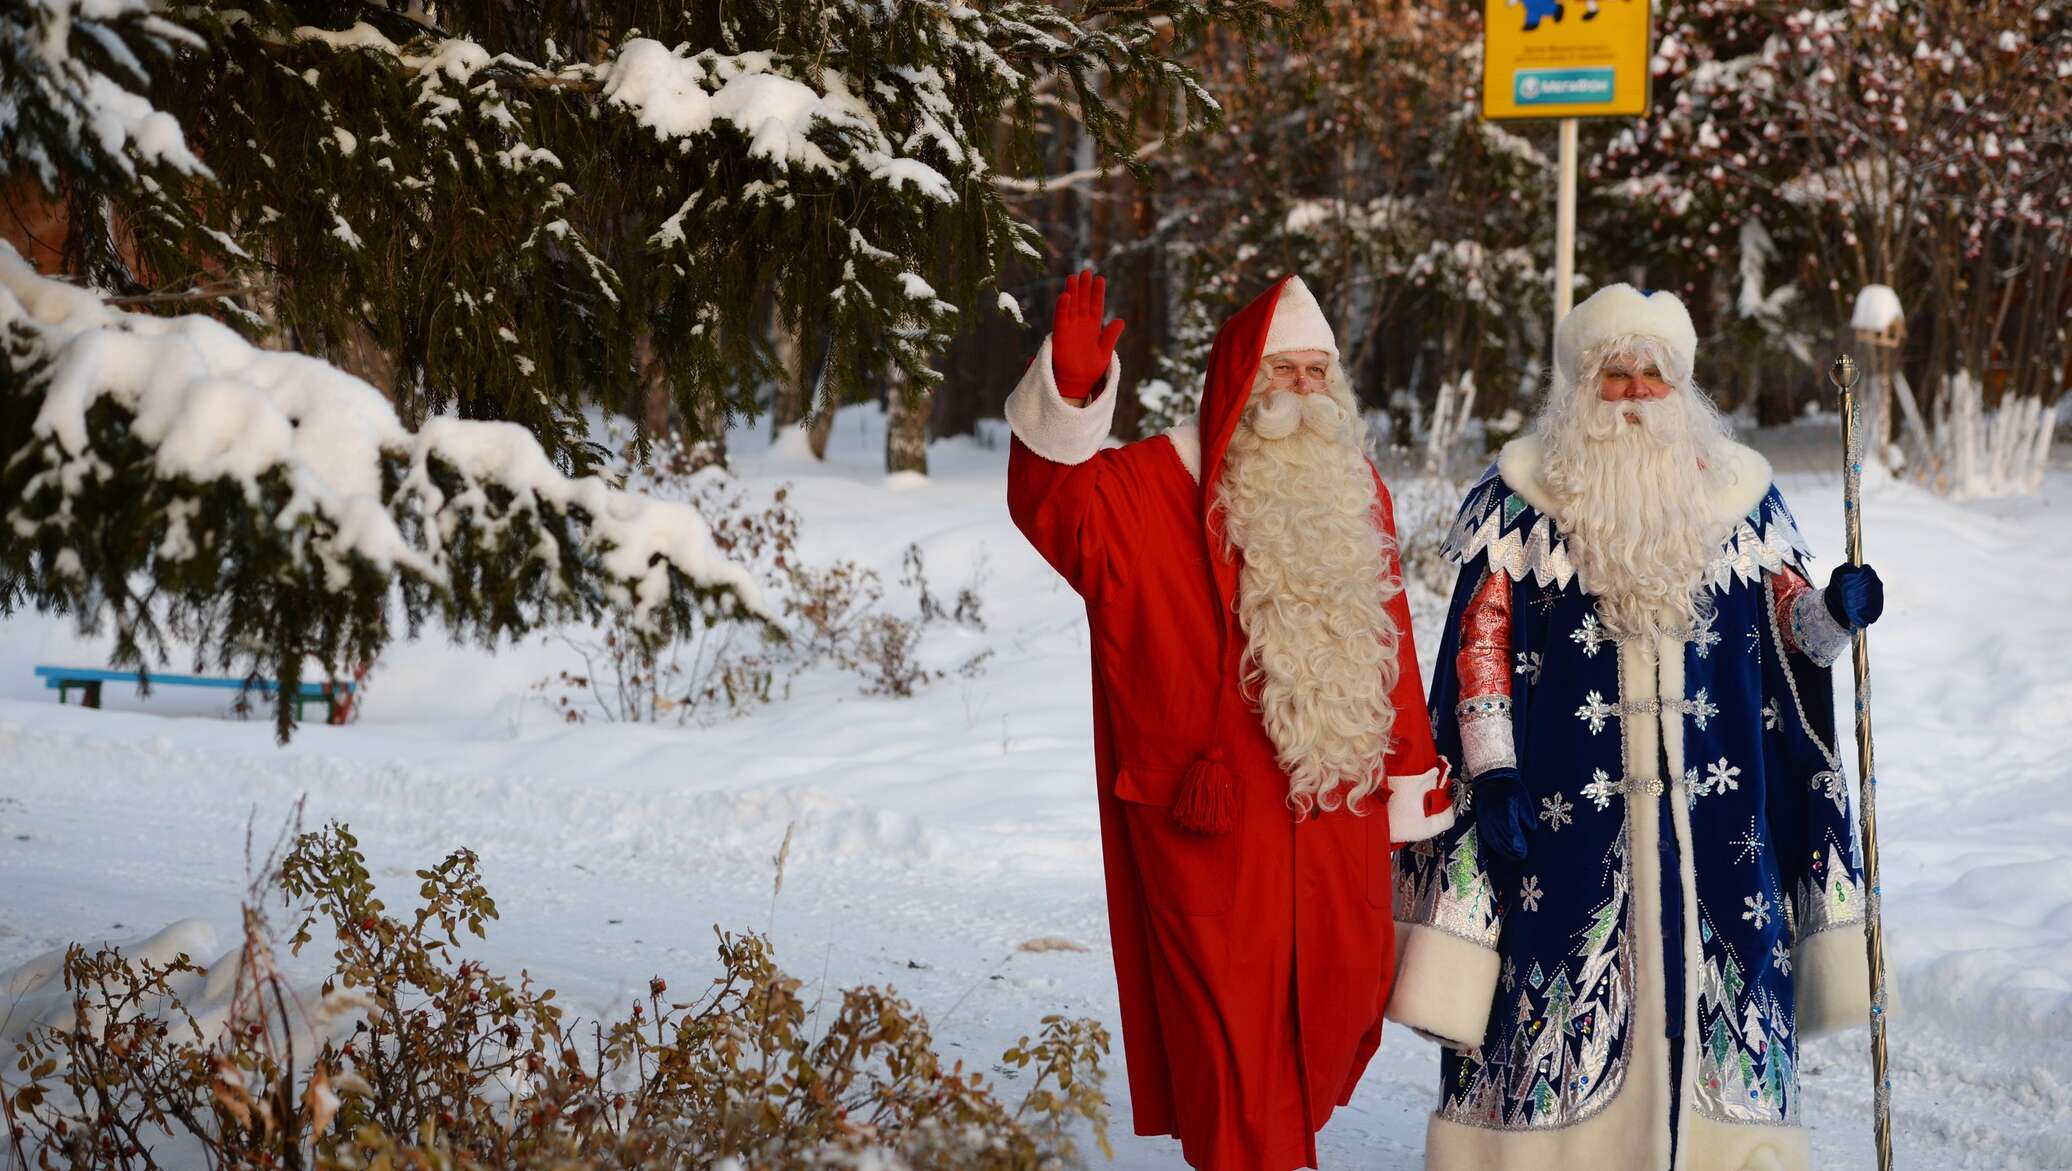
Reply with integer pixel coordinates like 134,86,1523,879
0,241,773,741
2,0,1302,737
8,0,1297,468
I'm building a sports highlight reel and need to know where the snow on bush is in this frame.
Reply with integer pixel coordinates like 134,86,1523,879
0,242,769,741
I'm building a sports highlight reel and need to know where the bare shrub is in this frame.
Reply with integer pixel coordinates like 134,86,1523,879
2,823,1111,1171
533,432,996,719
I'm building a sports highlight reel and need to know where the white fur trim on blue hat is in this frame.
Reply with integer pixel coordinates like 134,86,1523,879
1259,276,1338,361
1554,284,1697,386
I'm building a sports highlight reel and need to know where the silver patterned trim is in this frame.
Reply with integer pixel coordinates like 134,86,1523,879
1702,505,1817,590
1458,694,1517,779
1793,843,1866,938
1458,695,1515,719
1611,695,1717,723
1440,480,1577,589
1435,806,1638,1131
1789,586,1853,667
1394,831,1503,948
1445,483,1814,596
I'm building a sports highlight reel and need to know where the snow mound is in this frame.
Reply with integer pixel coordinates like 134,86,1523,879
1850,284,1904,332
0,919,241,1047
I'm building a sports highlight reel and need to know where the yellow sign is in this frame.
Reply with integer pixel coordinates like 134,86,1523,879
1482,0,1653,120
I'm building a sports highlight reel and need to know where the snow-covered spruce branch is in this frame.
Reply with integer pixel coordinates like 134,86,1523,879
0,0,209,190
0,243,773,742
86,0,1292,466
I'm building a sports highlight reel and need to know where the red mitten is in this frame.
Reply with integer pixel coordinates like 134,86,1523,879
1050,270,1126,400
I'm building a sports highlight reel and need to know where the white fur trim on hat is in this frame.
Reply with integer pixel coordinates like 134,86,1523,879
1554,284,1697,386
1259,276,1338,362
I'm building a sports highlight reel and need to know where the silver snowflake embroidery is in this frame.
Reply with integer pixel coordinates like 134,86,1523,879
1706,757,1742,795
1762,699,1781,730
1519,876,1544,912
1539,793,1575,831
1514,651,1544,684
1502,956,1518,991
1732,818,1763,864
1771,940,1793,974
1682,765,1704,807
1571,612,1609,658
1582,769,1618,811
1742,892,1772,930
1686,688,1719,731
1575,690,1617,734
1689,611,1722,659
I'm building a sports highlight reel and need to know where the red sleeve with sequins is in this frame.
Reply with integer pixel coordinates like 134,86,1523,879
1455,569,1518,781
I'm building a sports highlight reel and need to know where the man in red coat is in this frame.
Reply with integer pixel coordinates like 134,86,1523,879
1006,271,1456,1170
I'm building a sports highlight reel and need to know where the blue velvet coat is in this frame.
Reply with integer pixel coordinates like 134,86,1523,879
1388,438,1872,1171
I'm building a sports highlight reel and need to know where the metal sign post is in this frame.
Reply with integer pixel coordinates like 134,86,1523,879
1556,117,1578,321
1480,1,1654,344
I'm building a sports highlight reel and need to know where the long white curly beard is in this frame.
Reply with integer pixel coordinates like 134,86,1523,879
1538,389,1737,644
1216,383,1400,817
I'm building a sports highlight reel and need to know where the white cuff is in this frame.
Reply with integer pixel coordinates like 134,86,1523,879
1456,695,1517,779
1790,586,1853,668
1386,920,1499,1049
1388,763,1455,845
1003,335,1121,466
1795,924,1880,1037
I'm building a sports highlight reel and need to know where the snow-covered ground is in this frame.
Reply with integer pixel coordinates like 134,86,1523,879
3,407,2069,1169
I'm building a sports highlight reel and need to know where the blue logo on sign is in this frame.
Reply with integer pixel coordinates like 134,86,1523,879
1515,68,1616,105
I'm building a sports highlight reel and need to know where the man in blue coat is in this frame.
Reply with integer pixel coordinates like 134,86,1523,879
1387,285,1885,1171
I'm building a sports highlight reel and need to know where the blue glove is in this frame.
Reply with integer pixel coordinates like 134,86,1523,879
1474,767,1533,863
1824,563,1884,630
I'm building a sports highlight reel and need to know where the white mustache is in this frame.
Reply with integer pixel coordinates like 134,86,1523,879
1585,394,1688,447
1249,390,1348,441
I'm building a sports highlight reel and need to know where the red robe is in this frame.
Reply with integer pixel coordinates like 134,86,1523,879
1004,277,1455,1170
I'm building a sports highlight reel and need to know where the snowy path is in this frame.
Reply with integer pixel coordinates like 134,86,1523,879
3,413,2069,1168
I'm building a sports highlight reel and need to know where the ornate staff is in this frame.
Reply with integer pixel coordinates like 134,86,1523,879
1831,354,1894,1171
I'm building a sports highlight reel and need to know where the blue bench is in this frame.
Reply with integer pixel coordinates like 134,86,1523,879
34,665,358,725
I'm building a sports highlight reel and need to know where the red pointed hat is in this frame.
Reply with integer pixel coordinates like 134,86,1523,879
1195,274,1340,611
1195,274,1336,509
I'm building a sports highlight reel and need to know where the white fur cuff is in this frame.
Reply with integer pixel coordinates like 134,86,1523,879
1795,925,1877,1037
1003,335,1121,466
1387,921,1499,1048
1388,764,1455,845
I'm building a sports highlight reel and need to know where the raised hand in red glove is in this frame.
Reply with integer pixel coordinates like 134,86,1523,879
1051,270,1126,402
